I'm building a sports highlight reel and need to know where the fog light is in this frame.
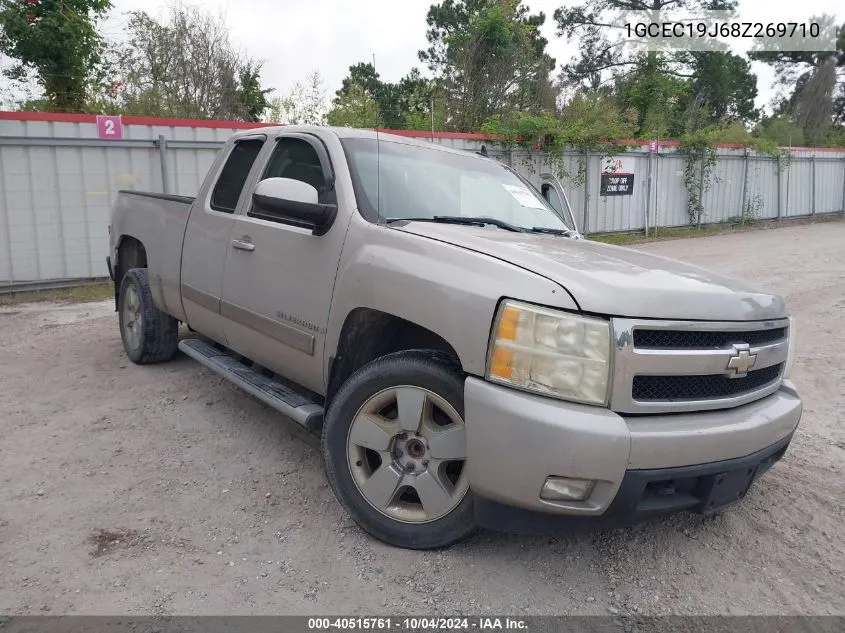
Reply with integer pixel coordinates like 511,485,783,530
540,477,595,502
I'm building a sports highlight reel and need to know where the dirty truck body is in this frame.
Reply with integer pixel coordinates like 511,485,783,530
108,126,801,549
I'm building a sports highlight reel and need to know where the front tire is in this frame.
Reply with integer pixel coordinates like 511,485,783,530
322,351,476,549
118,268,179,364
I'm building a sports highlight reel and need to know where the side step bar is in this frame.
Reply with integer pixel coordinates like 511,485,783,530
178,338,324,432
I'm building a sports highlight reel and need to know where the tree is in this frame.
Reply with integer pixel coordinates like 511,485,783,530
681,53,758,124
109,3,273,120
333,62,398,127
824,125,845,147
553,0,761,137
236,62,273,122
482,90,637,154
753,115,805,146
395,68,441,129
336,63,382,103
326,84,379,128
265,70,327,125
419,0,556,131
554,0,737,86
332,63,439,129
749,18,845,145
613,54,689,137
0,0,113,112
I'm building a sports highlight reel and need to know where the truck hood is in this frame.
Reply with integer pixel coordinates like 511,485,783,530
395,223,787,321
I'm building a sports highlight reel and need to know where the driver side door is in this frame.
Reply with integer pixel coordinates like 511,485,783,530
219,133,347,395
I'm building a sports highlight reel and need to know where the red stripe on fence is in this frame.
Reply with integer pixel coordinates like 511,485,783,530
0,111,273,129
1,111,844,151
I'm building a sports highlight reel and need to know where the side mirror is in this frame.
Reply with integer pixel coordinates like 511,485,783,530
250,177,337,236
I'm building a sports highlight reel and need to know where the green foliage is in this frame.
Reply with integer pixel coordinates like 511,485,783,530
554,0,763,140
680,52,759,124
103,6,273,121
722,195,763,226
680,126,721,226
332,63,439,129
419,0,556,131
823,126,845,148
749,18,844,145
753,116,805,146
617,56,688,139
337,63,382,101
327,84,379,128
334,63,397,128
237,63,273,122
0,281,113,306
481,92,636,184
0,0,113,112
482,93,636,151
676,119,798,227
403,91,448,132
739,194,763,225
711,122,752,144
554,0,738,86
609,52,761,140
591,224,743,246
679,121,782,162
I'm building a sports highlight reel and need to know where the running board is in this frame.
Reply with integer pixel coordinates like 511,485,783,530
178,338,324,432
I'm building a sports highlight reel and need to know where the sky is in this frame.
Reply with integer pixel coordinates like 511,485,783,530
16,0,845,116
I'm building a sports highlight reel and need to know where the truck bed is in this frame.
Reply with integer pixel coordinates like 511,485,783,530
111,189,196,322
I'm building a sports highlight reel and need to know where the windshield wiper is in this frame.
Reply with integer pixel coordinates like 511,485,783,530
386,216,527,233
529,226,576,237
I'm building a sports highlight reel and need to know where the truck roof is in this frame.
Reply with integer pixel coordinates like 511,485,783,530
231,125,487,158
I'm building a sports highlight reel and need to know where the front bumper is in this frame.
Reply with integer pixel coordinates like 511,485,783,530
464,377,802,530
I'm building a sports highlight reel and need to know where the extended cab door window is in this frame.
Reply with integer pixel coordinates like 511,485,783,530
257,137,336,205
211,139,265,213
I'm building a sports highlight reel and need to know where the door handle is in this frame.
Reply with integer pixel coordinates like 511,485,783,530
231,239,255,252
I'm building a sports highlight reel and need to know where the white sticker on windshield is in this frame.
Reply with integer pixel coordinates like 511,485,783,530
502,184,546,209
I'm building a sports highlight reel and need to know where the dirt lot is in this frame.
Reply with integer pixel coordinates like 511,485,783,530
1,220,843,616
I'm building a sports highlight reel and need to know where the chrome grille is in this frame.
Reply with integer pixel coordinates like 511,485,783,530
610,318,790,414
633,327,787,349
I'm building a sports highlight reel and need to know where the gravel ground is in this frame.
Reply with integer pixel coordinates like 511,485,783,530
1,220,843,616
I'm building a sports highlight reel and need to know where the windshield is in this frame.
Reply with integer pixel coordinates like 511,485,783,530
341,137,571,231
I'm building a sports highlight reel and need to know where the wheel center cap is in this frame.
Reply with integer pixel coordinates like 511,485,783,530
393,434,429,474
406,438,426,459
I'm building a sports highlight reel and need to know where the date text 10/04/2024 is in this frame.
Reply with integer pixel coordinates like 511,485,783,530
307,618,528,630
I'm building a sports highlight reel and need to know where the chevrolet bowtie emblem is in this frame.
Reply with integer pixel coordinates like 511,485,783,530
727,343,757,377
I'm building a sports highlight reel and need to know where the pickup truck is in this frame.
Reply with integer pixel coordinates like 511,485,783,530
107,126,801,550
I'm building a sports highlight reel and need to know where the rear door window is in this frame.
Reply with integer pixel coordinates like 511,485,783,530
211,139,264,213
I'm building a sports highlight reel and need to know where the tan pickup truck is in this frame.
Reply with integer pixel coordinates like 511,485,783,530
107,126,801,549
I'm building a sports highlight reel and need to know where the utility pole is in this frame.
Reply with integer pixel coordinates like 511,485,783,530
430,96,435,140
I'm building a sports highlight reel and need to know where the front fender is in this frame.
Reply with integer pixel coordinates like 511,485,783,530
324,221,578,384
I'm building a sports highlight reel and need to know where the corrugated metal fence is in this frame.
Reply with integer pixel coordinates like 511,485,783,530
1,112,844,289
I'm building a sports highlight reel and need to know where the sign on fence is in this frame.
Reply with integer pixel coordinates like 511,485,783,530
96,115,123,140
600,173,635,196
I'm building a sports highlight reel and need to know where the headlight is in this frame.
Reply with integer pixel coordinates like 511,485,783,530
486,300,612,406
784,316,796,379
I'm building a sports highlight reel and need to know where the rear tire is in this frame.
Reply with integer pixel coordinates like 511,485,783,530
322,350,476,550
118,268,179,364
